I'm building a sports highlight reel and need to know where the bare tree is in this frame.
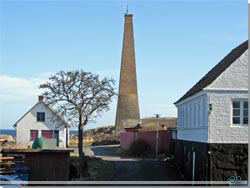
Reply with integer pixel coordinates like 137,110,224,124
39,70,116,157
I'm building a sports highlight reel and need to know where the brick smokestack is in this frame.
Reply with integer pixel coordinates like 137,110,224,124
115,14,140,133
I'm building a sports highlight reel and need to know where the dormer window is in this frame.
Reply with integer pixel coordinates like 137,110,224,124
37,112,45,122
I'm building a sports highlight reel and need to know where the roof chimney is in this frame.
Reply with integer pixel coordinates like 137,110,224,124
38,96,44,102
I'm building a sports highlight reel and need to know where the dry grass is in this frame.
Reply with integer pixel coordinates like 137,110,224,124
0,142,27,150
70,155,114,181
69,136,93,147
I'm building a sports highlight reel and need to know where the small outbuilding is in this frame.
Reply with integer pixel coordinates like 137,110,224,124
1,148,73,181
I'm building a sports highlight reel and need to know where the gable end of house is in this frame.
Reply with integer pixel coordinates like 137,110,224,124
174,40,248,105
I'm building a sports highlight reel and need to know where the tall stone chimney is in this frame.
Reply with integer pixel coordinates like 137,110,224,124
115,14,140,133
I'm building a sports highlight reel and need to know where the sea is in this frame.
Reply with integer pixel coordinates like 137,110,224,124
0,129,79,137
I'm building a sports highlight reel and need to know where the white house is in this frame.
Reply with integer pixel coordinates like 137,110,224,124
174,40,248,181
14,96,70,148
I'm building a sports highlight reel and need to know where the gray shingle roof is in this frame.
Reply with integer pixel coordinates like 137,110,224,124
175,40,248,104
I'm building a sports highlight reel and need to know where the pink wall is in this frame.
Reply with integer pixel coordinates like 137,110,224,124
120,130,172,153
120,132,135,150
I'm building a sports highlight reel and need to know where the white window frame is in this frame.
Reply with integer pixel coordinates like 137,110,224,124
232,100,248,126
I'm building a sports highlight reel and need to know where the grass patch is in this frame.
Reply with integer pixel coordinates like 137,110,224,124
69,155,114,181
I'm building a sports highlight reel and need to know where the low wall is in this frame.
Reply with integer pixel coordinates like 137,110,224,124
173,140,248,181
209,143,248,181
120,130,172,153
173,139,209,181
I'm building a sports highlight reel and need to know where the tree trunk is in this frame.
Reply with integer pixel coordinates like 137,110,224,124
78,123,84,158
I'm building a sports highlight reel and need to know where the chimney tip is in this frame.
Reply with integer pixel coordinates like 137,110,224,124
125,13,133,17
38,96,44,102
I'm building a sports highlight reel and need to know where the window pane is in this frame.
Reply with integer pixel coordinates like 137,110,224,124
233,109,240,116
42,130,53,138
244,109,248,117
30,130,38,141
233,101,240,108
244,101,248,109
37,112,45,122
233,117,240,124
243,117,248,125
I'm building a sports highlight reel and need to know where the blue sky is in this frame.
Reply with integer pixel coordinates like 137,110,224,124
0,0,247,130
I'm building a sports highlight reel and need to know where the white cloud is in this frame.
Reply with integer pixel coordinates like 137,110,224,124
0,74,49,101
0,70,119,101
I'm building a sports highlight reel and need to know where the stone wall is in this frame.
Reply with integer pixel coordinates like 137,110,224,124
173,140,248,181
209,143,248,181
173,139,209,181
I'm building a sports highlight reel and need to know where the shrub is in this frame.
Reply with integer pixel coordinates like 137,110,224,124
128,139,152,157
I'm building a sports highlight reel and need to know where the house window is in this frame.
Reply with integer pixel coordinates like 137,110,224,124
180,109,182,128
189,104,192,128
243,101,248,125
37,112,45,122
30,130,38,141
182,108,185,127
42,130,53,138
194,103,196,128
233,101,248,125
198,101,201,127
178,108,181,128
203,99,206,126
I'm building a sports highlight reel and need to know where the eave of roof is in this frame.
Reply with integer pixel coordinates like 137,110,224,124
174,40,248,105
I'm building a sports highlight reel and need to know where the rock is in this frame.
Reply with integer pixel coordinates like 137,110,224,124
212,169,223,181
222,170,238,178
0,134,15,142
216,161,241,170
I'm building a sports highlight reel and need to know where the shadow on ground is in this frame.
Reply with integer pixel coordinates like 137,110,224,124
86,145,183,181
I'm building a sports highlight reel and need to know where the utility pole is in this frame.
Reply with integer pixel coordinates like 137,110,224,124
155,114,160,158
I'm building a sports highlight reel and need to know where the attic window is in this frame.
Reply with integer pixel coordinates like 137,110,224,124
37,112,45,122
232,101,248,125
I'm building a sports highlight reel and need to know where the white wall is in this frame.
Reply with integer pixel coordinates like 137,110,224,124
205,50,248,143
207,50,248,89
175,48,248,144
16,102,67,148
207,91,248,143
178,128,208,143
176,92,209,143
